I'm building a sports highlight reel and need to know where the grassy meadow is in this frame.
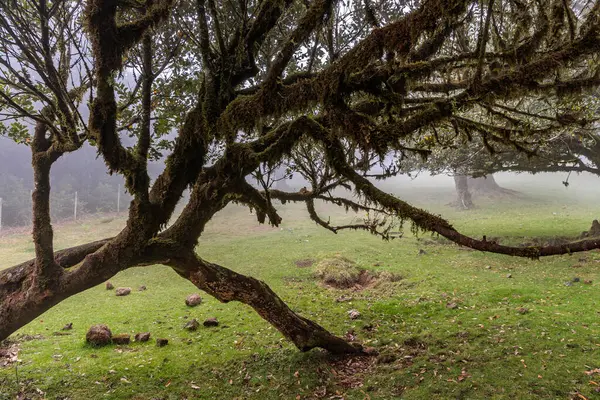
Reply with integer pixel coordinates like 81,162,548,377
0,174,599,399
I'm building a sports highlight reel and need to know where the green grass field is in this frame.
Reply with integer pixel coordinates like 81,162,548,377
1,176,599,399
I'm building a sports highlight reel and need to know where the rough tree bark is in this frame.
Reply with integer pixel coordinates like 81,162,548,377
468,175,500,192
453,175,474,209
468,175,517,195
454,175,517,209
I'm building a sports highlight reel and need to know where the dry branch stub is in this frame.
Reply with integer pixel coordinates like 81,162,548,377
580,220,600,239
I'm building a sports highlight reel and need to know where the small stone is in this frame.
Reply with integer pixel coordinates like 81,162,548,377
203,318,219,327
517,307,529,315
572,277,580,283
185,294,202,307
446,302,458,310
105,282,114,290
112,334,130,345
138,285,147,291
86,324,112,346
564,281,573,287
156,338,168,347
506,274,512,278
115,287,131,296
134,332,151,342
348,309,361,320
584,280,593,285
184,319,200,331
62,323,73,331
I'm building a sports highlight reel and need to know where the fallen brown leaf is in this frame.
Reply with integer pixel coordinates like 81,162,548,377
585,369,600,376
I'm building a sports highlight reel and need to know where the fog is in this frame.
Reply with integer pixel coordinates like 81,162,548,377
1,135,598,229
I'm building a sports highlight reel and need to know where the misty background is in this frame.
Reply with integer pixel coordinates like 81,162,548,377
1,135,598,230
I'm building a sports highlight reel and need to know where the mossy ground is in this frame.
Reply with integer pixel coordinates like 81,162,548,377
0,175,599,399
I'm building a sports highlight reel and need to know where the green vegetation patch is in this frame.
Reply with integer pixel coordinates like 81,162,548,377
0,182,599,399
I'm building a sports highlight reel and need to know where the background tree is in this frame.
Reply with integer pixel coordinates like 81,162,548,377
1,0,600,354
406,121,600,209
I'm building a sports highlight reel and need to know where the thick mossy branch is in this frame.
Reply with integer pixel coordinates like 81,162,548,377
220,0,469,134
230,179,283,226
265,0,333,82
220,6,600,157
85,0,175,199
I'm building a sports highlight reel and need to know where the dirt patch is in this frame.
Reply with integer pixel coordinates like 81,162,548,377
0,342,19,367
329,355,376,389
294,258,315,268
320,338,429,393
315,255,402,291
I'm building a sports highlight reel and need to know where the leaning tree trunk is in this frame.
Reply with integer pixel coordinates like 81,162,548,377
0,236,360,355
168,251,361,354
453,175,474,209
